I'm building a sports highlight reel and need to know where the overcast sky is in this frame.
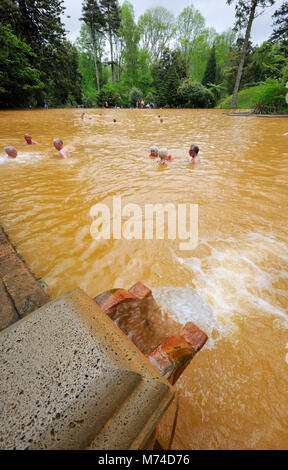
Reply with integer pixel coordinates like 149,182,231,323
63,0,283,45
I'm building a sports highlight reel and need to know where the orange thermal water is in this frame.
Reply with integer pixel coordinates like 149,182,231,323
0,108,287,449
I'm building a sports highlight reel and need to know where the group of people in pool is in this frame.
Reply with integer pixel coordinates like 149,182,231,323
4,131,200,165
150,144,200,165
4,134,70,159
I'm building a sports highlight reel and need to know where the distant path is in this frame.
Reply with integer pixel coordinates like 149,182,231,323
0,227,49,331
224,112,288,117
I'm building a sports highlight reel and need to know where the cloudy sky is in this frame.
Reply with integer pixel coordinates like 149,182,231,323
63,0,283,44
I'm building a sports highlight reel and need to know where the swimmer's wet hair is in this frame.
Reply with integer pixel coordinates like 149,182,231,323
54,139,63,145
159,148,168,158
150,145,159,153
190,144,199,154
4,146,15,154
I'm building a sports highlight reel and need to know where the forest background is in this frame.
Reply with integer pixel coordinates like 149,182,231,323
0,0,287,112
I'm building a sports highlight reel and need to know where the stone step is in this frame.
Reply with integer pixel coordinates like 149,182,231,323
0,227,49,330
0,288,175,450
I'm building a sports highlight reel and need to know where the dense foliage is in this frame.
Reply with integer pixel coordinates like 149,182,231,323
1,0,287,112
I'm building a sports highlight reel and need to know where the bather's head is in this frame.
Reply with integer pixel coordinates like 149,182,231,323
150,145,159,158
159,148,169,160
53,138,64,151
5,146,18,159
189,144,199,158
24,134,33,144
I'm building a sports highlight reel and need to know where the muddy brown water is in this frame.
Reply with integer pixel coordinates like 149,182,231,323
0,108,287,449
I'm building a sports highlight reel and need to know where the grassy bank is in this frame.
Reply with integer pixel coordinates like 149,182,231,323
217,85,268,109
218,80,288,114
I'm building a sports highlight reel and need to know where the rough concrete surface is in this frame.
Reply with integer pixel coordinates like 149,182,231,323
0,288,175,450
0,227,49,330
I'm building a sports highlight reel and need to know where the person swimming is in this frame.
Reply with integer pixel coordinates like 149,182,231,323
189,144,200,164
158,148,172,165
53,139,70,159
4,146,18,159
149,146,159,158
24,134,38,145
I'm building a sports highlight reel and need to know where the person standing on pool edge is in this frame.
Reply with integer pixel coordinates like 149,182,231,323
189,144,200,164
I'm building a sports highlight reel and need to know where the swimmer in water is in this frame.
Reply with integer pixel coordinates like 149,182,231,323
81,112,85,120
189,144,200,164
53,139,70,159
160,118,164,123
158,148,172,165
24,134,38,145
113,119,117,123
5,146,18,159
149,146,159,158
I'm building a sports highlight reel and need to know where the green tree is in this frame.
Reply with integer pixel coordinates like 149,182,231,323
271,1,288,43
3,0,81,107
202,45,217,86
81,0,106,92
222,37,255,93
45,40,82,107
152,48,188,107
119,1,140,88
130,87,143,107
100,0,121,85
97,82,122,106
177,79,215,108
0,24,44,108
214,29,237,83
176,5,206,56
227,0,275,107
139,7,176,61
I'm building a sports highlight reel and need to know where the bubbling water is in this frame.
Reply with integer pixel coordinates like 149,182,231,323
153,286,227,350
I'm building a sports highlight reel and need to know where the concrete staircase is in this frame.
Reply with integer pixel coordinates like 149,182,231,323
0,288,175,450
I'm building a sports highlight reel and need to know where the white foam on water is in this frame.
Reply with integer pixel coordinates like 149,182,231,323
152,286,228,350
171,232,288,330
0,153,47,164
0,155,8,165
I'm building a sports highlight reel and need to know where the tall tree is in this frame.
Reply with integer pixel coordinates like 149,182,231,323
0,24,44,108
118,1,140,87
152,48,188,107
271,1,288,43
139,7,176,61
227,0,275,107
100,0,121,85
81,0,105,91
202,45,217,86
176,5,206,56
1,0,82,107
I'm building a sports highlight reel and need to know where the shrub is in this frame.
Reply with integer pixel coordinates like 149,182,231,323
145,91,155,104
97,83,122,108
254,79,287,114
130,87,143,107
177,80,215,108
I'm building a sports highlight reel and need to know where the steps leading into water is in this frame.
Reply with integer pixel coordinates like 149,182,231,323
0,288,175,450
0,227,49,331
